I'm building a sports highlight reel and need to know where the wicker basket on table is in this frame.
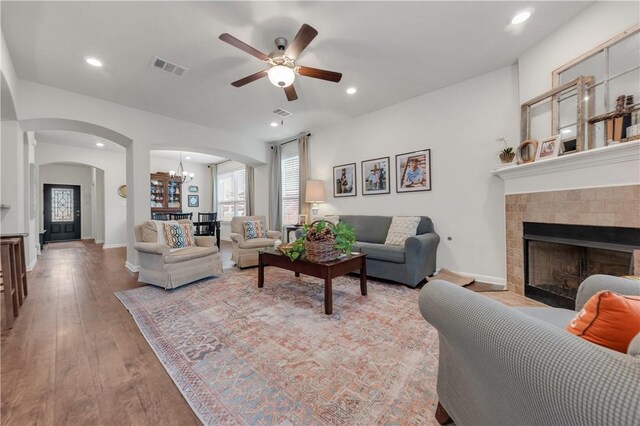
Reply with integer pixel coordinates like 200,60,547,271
304,220,340,263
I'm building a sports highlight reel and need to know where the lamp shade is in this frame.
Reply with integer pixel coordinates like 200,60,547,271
268,65,295,87
305,180,325,203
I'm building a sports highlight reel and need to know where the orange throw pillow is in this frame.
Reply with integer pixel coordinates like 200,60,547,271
567,291,640,353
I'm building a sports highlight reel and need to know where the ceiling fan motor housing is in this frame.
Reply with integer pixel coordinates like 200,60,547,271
274,37,287,50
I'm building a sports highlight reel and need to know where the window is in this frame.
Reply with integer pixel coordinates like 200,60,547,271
217,168,245,221
281,153,299,225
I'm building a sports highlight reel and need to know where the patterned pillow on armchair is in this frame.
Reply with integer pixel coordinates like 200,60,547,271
243,220,267,240
161,222,194,249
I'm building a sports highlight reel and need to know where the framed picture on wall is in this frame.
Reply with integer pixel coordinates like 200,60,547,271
396,149,431,193
333,163,356,197
188,185,199,193
361,156,390,195
188,195,199,207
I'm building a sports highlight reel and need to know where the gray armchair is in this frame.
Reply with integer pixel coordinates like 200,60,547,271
419,275,640,425
229,216,281,268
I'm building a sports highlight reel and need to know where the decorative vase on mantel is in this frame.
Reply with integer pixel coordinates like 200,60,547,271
500,152,516,164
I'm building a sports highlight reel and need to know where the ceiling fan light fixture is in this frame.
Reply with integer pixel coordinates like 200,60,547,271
268,65,295,88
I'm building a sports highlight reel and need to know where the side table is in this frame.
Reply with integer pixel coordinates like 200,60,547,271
284,224,304,242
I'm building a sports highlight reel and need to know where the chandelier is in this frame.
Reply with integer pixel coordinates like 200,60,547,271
169,152,194,184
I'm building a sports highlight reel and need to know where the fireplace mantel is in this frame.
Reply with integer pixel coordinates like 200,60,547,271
492,141,640,195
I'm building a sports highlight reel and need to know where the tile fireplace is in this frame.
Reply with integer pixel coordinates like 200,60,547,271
523,222,639,308
504,184,640,297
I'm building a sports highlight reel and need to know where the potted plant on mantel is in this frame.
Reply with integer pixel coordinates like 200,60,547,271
282,220,356,262
497,136,516,164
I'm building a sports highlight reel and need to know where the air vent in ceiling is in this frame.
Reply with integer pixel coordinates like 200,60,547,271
272,108,292,118
151,56,188,77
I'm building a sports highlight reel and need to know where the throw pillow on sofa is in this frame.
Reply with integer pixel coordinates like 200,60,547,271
243,220,267,240
567,290,640,353
385,216,421,245
161,222,194,249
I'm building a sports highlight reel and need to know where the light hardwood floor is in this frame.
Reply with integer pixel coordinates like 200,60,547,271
2,240,541,424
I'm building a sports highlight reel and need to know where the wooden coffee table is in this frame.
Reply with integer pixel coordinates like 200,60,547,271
258,250,367,315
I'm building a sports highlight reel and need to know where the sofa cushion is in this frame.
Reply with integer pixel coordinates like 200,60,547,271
164,246,218,264
238,238,275,249
243,219,267,239
566,291,640,353
355,242,405,264
339,215,392,244
515,307,576,329
385,216,421,245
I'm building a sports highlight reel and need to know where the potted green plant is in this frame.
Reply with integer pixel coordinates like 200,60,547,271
497,136,516,164
283,220,356,262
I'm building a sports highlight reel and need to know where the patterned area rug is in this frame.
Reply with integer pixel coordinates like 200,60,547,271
116,268,440,425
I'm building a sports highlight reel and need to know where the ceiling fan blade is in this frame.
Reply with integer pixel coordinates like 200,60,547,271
284,24,318,60
284,85,298,101
296,66,342,83
231,70,268,87
219,33,269,61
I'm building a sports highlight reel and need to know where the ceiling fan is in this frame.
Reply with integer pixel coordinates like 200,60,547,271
219,24,342,101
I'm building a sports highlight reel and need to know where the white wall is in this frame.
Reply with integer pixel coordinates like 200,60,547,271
35,142,127,247
518,2,639,104
39,163,94,239
311,65,519,284
149,155,212,216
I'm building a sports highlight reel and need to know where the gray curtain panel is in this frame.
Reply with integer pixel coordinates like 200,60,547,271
210,163,217,212
268,144,282,231
245,165,255,216
298,133,310,217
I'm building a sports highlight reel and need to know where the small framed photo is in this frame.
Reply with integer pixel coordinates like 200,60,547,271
188,185,199,193
396,149,431,193
536,135,561,161
187,195,199,207
297,214,307,225
333,163,357,197
361,157,390,195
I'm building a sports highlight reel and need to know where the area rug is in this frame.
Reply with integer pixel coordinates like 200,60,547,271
46,241,85,249
116,268,440,425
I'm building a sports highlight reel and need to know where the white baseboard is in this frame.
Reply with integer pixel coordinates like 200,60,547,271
125,261,140,273
82,236,92,240
103,243,127,249
435,268,506,287
26,256,38,272
95,240,104,244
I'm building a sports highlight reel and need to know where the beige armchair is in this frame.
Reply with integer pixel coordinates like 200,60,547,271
134,220,223,289
229,216,281,268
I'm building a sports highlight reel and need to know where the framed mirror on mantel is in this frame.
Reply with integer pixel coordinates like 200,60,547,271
521,25,639,155
552,25,639,150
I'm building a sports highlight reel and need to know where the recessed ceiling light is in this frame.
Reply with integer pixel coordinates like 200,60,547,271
270,122,278,127
346,87,357,95
511,10,532,25
96,142,105,147
185,156,191,160
86,57,103,67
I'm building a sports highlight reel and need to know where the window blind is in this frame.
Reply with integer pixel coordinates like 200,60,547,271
281,154,300,225
217,167,245,221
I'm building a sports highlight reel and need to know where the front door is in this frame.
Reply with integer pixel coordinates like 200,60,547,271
43,184,81,242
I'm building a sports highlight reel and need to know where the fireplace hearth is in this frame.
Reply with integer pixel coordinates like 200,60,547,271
523,222,640,308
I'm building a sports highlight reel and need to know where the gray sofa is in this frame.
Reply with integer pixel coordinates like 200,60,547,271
419,275,640,425
340,215,439,287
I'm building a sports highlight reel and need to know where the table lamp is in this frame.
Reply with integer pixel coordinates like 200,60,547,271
305,180,325,217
